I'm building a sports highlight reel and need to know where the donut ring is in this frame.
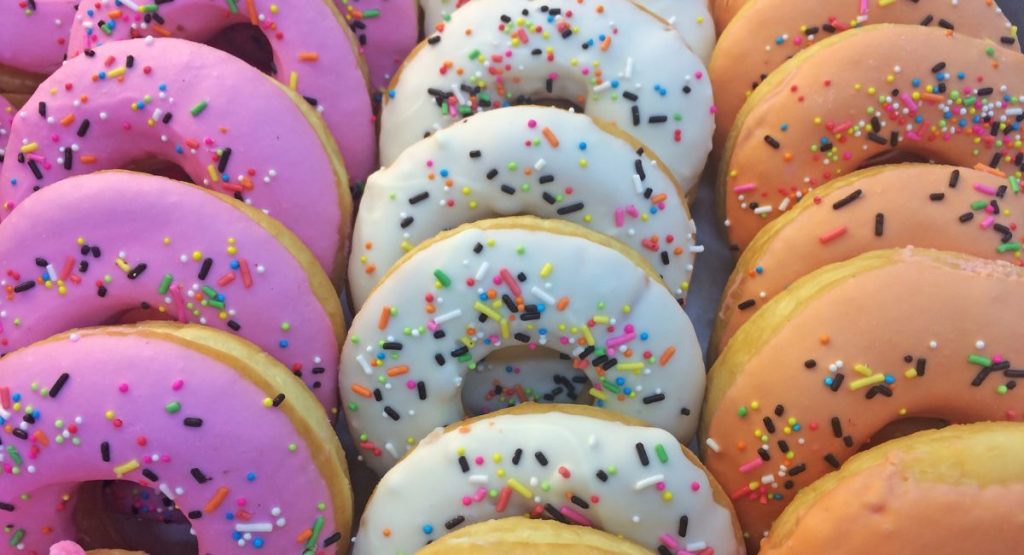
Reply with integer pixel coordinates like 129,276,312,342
351,106,699,308
0,37,351,279
712,164,1024,358
0,0,77,94
335,0,420,91
67,0,379,184
416,516,652,554
462,349,590,415
717,24,1024,252
340,216,705,473
709,0,1017,156
419,0,716,64
701,248,1024,551
0,323,352,553
0,170,344,414
355,404,742,554
381,0,715,190
760,422,1024,554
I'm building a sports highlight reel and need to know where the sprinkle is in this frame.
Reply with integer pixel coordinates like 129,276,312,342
203,486,230,512
507,478,532,499
634,474,664,490
434,269,452,288
542,127,560,147
849,373,885,391
832,189,862,210
819,225,848,244
189,100,209,117
48,373,70,398
113,459,140,477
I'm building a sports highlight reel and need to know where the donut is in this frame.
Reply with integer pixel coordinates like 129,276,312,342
419,0,716,64
462,349,590,415
710,0,744,35
380,0,716,190
416,516,652,554
50,543,144,555
0,37,351,279
340,216,705,473
336,0,420,91
1,94,14,160
760,422,1024,554
66,0,379,184
701,247,1024,551
351,106,700,308
717,24,1024,252
708,0,1017,156
0,170,344,414
0,322,352,553
0,0,76,94
354,404,742,555
712,164,1024,358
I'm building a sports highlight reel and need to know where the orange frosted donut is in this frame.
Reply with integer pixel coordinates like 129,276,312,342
718,24,1024,252
709,0,1017,156
712,164,1024,358
702,248,1024,551
710,0,745,35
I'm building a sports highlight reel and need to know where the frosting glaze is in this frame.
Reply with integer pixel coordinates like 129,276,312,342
0,323,352,553
0,37,351,280
355,405,741,555
709,0,1017,156
713,164,1024,359
0,0,76,91
340,217,705,473
335,0,420,91
0,171,343,415
416,516,652,554
701,248,1024,551
461,349,587,415
66,0,378,185
718,24,1024,252
760,422,1024,554
419,0,716,64
380,0,715,191
351,106,700,308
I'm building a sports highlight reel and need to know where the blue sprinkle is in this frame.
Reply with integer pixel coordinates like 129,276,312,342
884,375,895,384
615,377,625,386
376,352,385,360
226,512,235,521
639,332,649,340
253,538,264,548
279,340,288,348
246,472,256,481
440,169,449,177
423,524,434,534
578,142,587,151
230,260,240,269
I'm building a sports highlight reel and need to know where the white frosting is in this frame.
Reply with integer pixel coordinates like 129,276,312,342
418,0,716,63
340,222,705,473
461,347,584,414
354,411,740,554
382,0,715,190
352,106,699,308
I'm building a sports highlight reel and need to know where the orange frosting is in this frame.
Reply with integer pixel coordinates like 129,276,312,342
702,249,1024,552
718,24,1024,251
712,164,1024,358
711,0,748,35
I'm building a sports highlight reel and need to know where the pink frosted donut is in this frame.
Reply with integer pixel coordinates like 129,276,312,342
0,0,76,94
66,0,378,184
0,37,351,279
335,0,420,91
0,170,344,414
0,323,352,553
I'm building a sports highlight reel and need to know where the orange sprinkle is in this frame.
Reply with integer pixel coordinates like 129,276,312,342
203,486,229,513
238,258,253,288
32,430,49,446
819,335,830,345
556,297,569,311
600,36,612,51
246,0,257,25
920,93,945,103
298,52,320,62
650,193,667,205
973,163,1007,178
295,529,313,543
542,127,560,147
351,384,373,398
80,155,97,164
216,272,236,287
818,225,848,244
378,306,391,330
659,346,676,366
386,365,409,377
151,24,171,37
364,263,376,274
59,114,75,127
108,9,122,18
458,425,472,434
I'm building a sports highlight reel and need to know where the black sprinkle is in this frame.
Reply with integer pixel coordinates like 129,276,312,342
127,264,147,279
226,320,241,331
831,416,843,438
764,135,781,149
830,373,845,392
959,212,975,223
409,192,430,204
512,449,523,465
832,189,862,210
400,216,414,229
916,358,927,377
874,213,885,237
384,406,401,420
38,101,47,117
931,61,947,74
787,463,806,476
763,416,776,434
417,381,427,400
556,202,584,215
217,148,232,173
937,18,954,30
636,442,650,466
445,515,466,530
468,150,481,158
272,393,286,407
183,417,203,427
28,159,43,180
48,373,69,398
142,468,160,482
14,281,36,293
929,193,945,201
458,455,469,473
867,132,888,145
678,515,688,537
535,451,549,466
648,115,668,124
427,35,441,45
623,91,638,102
570,495,590,509
643,393,666,404
596,470,609,481
824,454,841,468
631,105,640,126
738,299,756,310
0,502,14,512
323,532,342,548
77,119,91,137
634,159,646,181
804,359,817,369
101,441,111,462
382,342,403,351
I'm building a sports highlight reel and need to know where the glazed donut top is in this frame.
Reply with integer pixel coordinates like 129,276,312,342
355,405,741,555
0,37,351,279
66,0,379,184
341,217,705,473
420,0,716,63
709,0,1017,154
718,24,1024,251
713,164,1024,357
0,323,351,554
0,0,75,77
381,0,716,190
336,0,419,90
701,248,1024,550
351,106,699,308
0,170,343,414
760,422,1024,554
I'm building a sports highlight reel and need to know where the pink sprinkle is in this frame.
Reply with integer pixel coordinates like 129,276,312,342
980,215,996,229
626,205,640,218
694,71,703,79
974,183,998,196
900,93,918,112
426,320,439,332
50,133,59,143
171,379,184,391
559,506,593,526
406,380,416,389
905,131,922,141
615,207,625,228
606,332,636,349
656,482,666,491
833,121,852,134
709,105,717,114
461,496,472,506
860,0,868,14
732,183,756,193
474,456,484,465
690,481,701,491
625,324,634,333
527,119,537,128
235,498,246,506
660,535,680,549
118,383,129,393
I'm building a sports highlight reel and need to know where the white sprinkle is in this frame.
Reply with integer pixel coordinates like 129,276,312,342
355,354,373,375
705,438,721,453
433,309,463,325
686,542,708,551
468,474,489,484
593,81,613,93
534,158,547,171
158,483,175,500
976,340,986,350
235,523,274,533
753,206,773,215
530,286,556,305
689,245,705,254
474,261,489,281
778,196,791,212
623,57,634,79
632,174,643,194
634,474,664,490
451,83,467,105
1006,108,1024,116
384,442,399,459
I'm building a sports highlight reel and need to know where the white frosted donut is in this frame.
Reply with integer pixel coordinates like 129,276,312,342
339,217,705,473
354,404,742,555
351,106,699,308
381,0,715,191
462,348,587,414
419,0,716,64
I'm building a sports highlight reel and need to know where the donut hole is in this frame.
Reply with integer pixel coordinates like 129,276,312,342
73,480,198,555
460,346,594,416
106,303,180,325
859,149,932,169
858,417,949,452
120,157,192,183
204,22,277,77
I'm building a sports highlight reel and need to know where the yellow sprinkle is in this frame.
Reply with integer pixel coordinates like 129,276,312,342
107,66,126,78
581,325,595,346
588,387,608,401
878,0,896,5
507,478,533,499
114,258,131,272
904,368,918,379
207,164,220,183
593,315,610,324
849,373,886,391
539,262,553,278
113,459,140,477
474,301,502,322
499,319,509,339
289,71,298,90
853,364,874,376
19,142,38,154
615,362,645,372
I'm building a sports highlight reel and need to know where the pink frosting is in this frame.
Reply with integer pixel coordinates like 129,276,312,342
1,95,13,163
0,37,349,277
0,329,345,553
49,541,86,555
0,0,76,76
0,171,340,414
65,0,378,184
333,0,419,91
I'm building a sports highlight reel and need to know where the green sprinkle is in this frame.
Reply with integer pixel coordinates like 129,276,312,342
363,8,380,17
599,377,620,394
190,100,209,117
7,445,22,466
158,274,174,294
165,401,181,414
468,49,481,61
971,200,989,210
305,516,324,550
202,285,219,298
1010,176,1020,193
9,529,24,547
969,354,992,367
997,242,1021,253
434,269,452,288
737,406,748,417
225,0,238,13
655,444,669,463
